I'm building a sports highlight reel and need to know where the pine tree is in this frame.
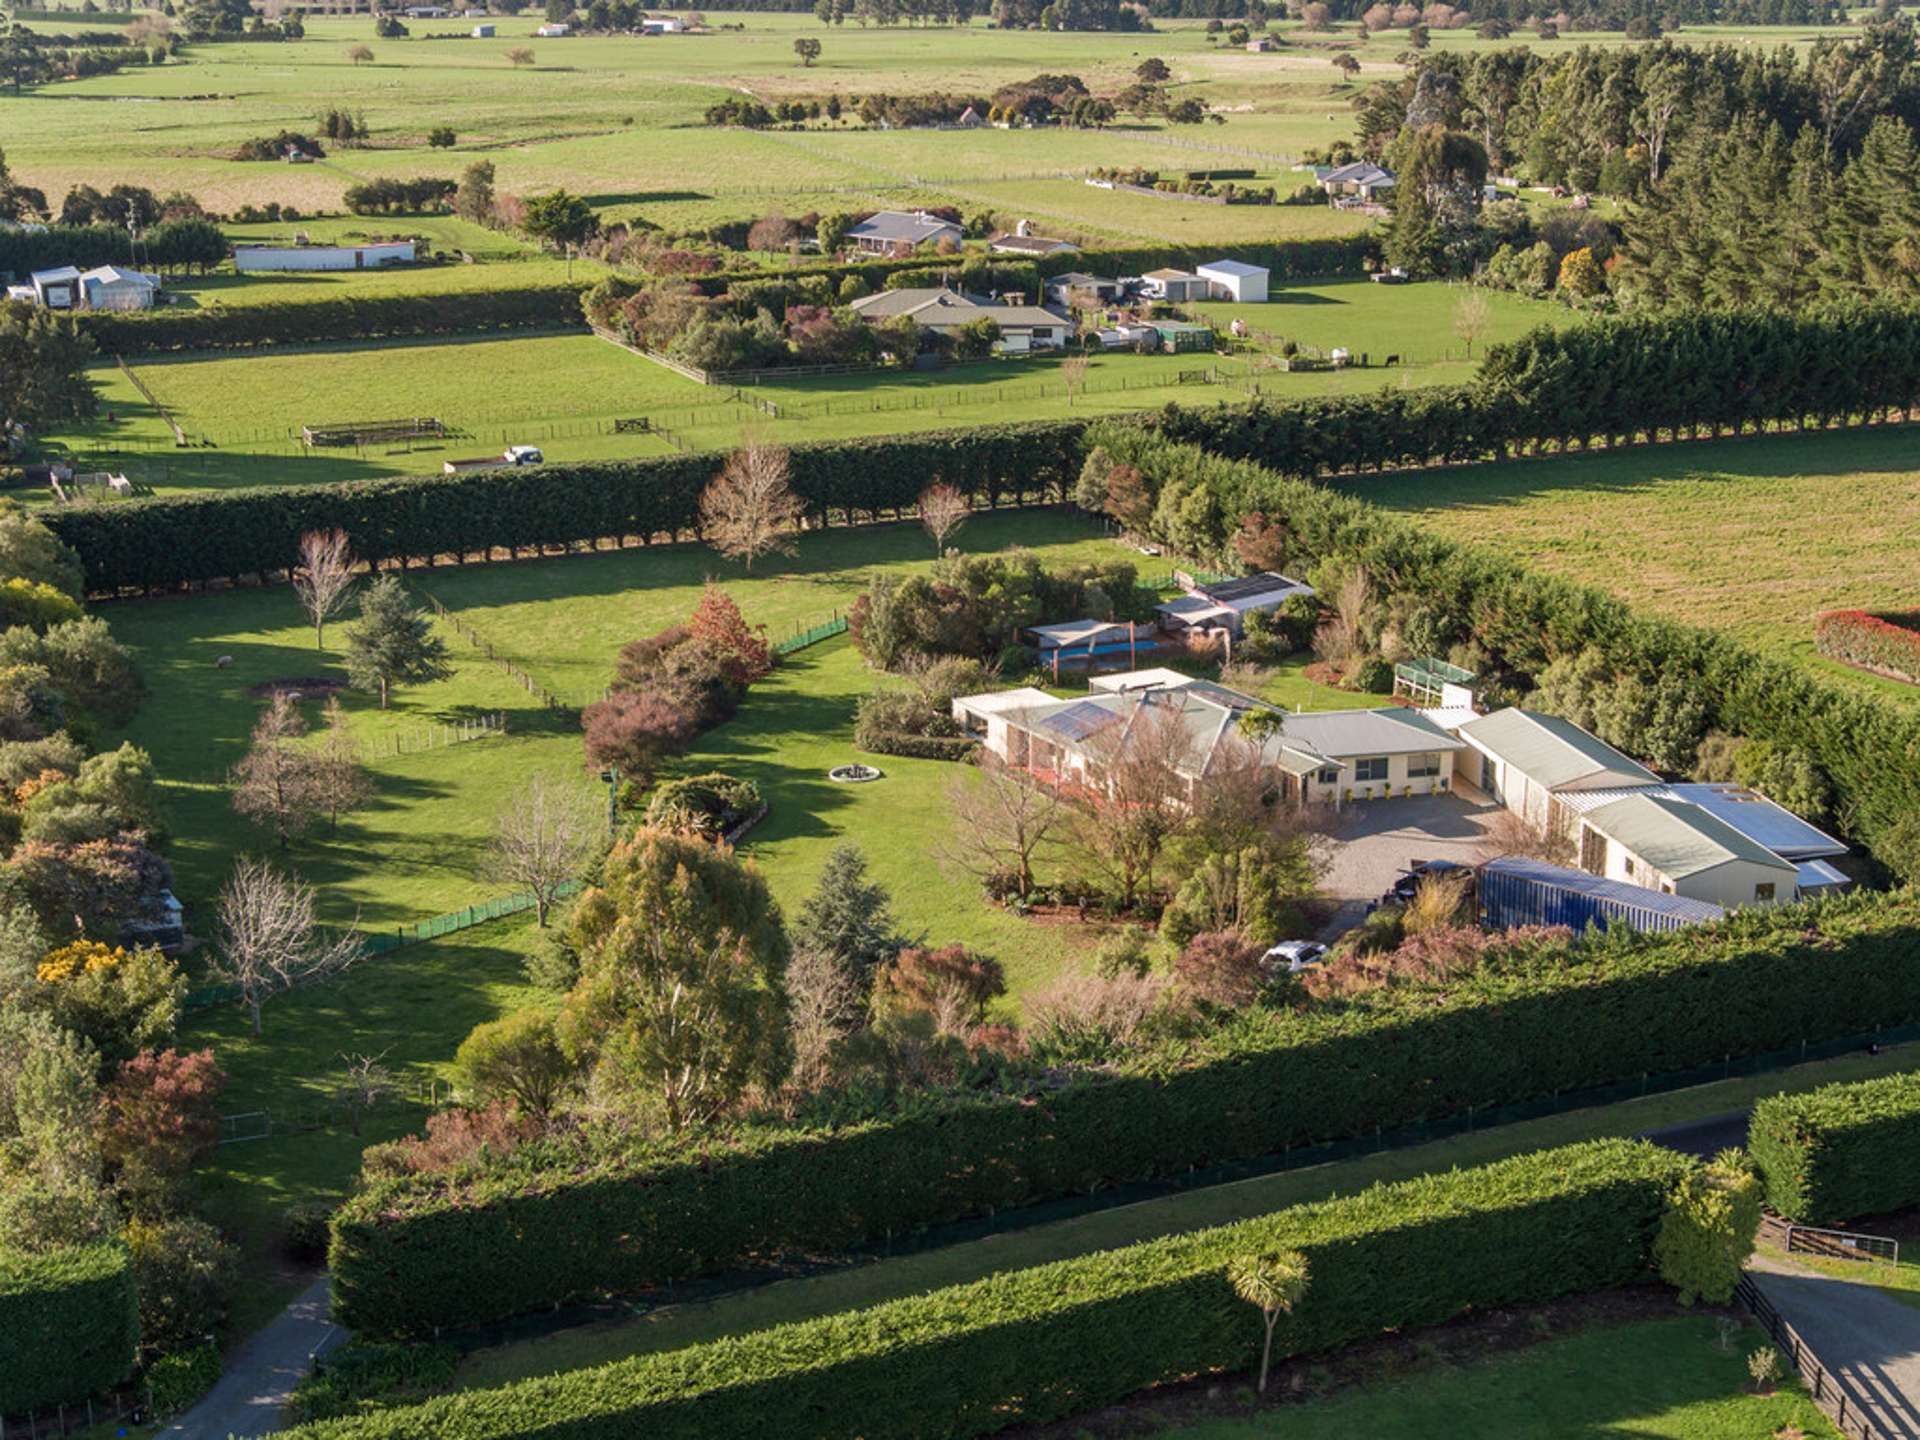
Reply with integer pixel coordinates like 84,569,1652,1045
343,575,452,709
791,844,903,996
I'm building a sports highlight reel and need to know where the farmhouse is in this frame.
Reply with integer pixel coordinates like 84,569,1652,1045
1446,707,1658,833
967,671,1463,808
844,210,964,254
1321,162,1395,202
233,240,417,272
1197,258,1270,303
847,287,1071,350
1572,792,1800,907
1155,571,1314,638
1138,268,1212,302
989,225,1079,257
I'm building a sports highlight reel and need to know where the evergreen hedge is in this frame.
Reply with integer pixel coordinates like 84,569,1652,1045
0,1243,140,1414
79,283,587,355
43,420,1086,594
1748,1071,1920,1226
302,1140,1688,1438
330,892,1920,1337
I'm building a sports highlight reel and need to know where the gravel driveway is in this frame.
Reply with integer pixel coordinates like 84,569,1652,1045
1314,792,1507,940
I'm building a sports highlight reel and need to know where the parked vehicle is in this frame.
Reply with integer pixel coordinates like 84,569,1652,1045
442,445,544,475
1263,939,1327,973
1381,858,1472,907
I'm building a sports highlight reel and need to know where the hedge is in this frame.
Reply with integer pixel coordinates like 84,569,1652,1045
854,730,980,760
1814,610,1920,686
1748,1070,1920,1226
0,1243,140,1414
329,890,1920,1337
77,283,588,355
44,420,1087,595
303,1140,1688,1437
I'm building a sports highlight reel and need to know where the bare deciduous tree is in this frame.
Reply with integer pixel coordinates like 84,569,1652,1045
506,45,534,65
482,774,597,926
230,693,324,848
785,943,863,1092
1452,286,1492,358
938,755,1069,899
1476,808,1576,867
1060,353,1090,406
1313,565,1372,664
335,1050,396,1137
211,857,362,1036
293,528,357,652
916,482,969,555
700,436,804,574
313,695,374,835
1073,705,1200,907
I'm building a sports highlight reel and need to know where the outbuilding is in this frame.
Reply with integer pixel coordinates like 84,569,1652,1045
1446,707,1658,834
1575,792,1799,908
77,265,160,311
471,21,494,35
1155,571,1313,637
233,240,417,273
1137,268,1211,302
1197,258,1270,303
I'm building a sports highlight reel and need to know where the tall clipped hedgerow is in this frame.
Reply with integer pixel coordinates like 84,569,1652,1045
0,1242,139,1413
1749,1070,1920,1225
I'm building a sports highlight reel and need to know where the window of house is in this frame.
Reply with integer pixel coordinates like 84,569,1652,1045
1316,767,1340,785
1755,883,1776,902
1578,825,1607,877
1353,757,1389,782
1407,752,1442,778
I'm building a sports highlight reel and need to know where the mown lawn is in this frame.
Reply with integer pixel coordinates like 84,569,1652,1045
1153,1316,1839,1440
1344,427,1920,708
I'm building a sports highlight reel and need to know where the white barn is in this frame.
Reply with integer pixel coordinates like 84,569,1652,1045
1446,708,1658,834
233,240,417,273
1575,792,1799,908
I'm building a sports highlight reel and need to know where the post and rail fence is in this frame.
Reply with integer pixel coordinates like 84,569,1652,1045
1736,1274,1887,1440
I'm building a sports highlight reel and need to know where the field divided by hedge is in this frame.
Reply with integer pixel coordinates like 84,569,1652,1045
0,1243,140,1415
329,892,1920,1337
300,1140,1688,1439
1749,1070,1920,1226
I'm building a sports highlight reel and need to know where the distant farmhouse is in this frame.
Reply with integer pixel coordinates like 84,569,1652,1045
989,220,1079,257
848,287,1070,352
844,210,963,255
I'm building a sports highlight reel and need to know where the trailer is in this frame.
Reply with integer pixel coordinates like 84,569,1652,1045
442,445,543,475
1478,856,1725,936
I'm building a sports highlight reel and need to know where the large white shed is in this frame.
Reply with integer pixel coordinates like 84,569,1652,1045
1197,259,1270,303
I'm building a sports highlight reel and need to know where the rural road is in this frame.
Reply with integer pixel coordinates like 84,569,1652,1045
163,1275,339,1439
1747,1250,1920,1438
1635,1108,1751,1159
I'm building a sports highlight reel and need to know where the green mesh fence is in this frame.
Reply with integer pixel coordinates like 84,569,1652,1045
774,616,849,656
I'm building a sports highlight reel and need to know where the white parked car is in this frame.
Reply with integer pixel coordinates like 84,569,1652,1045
1263,940,1326,973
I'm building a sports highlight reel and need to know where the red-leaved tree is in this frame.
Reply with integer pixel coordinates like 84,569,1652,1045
688,582,774,687
1231,511,1291,573
1173,929,1266,1008
581,690,696,782
99,1047,227,1215
874,944,1007,1029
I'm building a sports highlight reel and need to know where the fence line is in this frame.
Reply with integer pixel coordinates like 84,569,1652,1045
775,613,848,656
1736,1274,1886,1440
116,353,187,446
410,583,576,717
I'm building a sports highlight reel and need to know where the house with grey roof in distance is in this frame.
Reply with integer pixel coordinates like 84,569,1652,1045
847,287,1072,352
844,210,964,255
989,220,1079,257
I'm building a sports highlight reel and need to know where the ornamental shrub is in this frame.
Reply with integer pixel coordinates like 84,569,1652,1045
1655,1153,1762,1305
145,1341,221,1417
0,1242,139,1413
293,1140,1688,1440
1749,1070,1920,1225
644,772,763,838
329,891,1920,1337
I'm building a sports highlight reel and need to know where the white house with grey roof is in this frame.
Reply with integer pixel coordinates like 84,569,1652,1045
1573,792,1800,908
844,210,963,254
1445,708,1659,834
847,287,1071,351
964,671,1461,807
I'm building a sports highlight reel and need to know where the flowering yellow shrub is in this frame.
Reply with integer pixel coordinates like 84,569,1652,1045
37,941,129,985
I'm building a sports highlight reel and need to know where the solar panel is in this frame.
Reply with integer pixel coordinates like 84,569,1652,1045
1043,701,1123,742
1202,573,1300,603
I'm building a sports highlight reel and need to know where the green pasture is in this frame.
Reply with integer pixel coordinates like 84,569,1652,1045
164,252,593,307
0,12,1874,245
1347,427,1920,708
1152,1316,1838,1439
37,280,1569,495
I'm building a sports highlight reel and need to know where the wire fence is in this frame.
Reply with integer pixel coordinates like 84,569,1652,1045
412,583,576,716
775,614,848,655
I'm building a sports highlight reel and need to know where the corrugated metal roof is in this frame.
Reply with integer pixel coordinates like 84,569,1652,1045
954,687,1056,717
1197,259,1267,278
1480,856,1727,925
1583,793,1797,880
1455,708,1658,790
847,211,963,243
1796,859,1851,890
1269,706,1464,761
1554,783,1847,860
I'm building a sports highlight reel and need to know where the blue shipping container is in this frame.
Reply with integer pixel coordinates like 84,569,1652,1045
1479,857,1724,935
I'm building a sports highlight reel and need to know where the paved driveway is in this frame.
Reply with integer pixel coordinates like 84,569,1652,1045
1314,792,1506,939
164,1275,339,1439
1748,1250,1920,1437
